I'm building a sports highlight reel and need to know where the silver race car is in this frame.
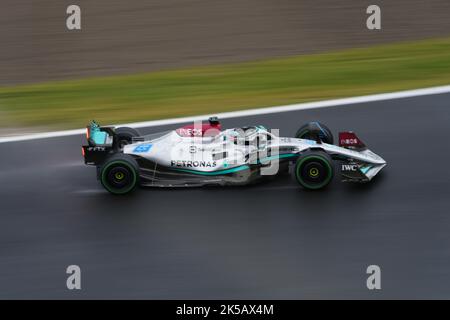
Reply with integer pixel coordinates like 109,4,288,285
82,117,386,194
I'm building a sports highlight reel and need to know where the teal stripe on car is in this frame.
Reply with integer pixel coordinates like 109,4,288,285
173,165,250,176
172,153,298,176
360,165,372,174
258,153,299,163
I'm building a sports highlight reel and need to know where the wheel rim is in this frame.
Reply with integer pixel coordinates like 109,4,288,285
296,155,333,189
101,161,137,194
114,171,125,180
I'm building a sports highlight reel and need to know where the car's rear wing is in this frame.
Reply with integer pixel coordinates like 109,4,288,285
82,121,116,165
85,121,115,147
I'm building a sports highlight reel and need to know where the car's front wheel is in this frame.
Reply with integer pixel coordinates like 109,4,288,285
294,150,334,190
100,154,139,194
295,122,334,144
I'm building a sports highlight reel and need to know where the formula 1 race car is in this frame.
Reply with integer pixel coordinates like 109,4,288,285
82,117,386,194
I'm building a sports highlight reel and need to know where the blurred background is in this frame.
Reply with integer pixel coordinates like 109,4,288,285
0,0,449,132
1,0,450,300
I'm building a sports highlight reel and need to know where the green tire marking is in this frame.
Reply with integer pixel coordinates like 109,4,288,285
295,155,333,190
101,160,138,194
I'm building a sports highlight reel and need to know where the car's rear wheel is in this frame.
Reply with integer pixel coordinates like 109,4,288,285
294,150,334,190
295,122,334,144
115,127,141,149
100,154,139,194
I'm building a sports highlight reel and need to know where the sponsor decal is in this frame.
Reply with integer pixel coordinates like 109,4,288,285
340,138,359,145
189,146,197,153
342,164,358,171
171,160,217,168
133,144,152,153
178,128,203,136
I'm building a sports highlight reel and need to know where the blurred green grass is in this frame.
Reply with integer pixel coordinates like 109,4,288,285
1,37,450,130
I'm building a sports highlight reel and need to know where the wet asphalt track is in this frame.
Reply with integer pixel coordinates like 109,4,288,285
1,93,450,299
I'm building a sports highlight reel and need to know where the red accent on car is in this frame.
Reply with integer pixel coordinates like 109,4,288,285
339,131,366,150
176,123,222,137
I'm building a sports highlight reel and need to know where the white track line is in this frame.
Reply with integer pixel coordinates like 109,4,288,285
1,84,449,144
